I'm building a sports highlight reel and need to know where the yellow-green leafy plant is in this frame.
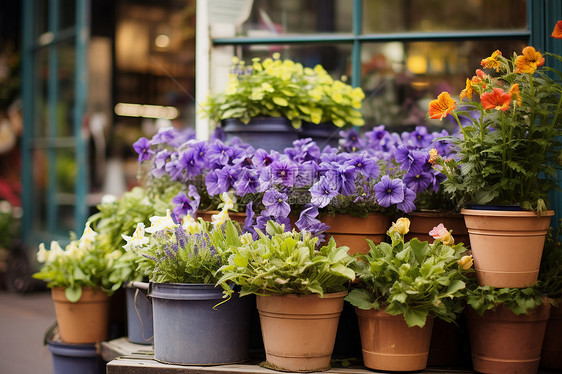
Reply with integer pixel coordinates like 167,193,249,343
202,53,365,129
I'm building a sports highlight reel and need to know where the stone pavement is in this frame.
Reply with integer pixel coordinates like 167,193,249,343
0,290,56,374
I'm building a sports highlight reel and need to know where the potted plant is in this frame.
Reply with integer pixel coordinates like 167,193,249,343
538,224,562,370
216,220,356,372
464,283,550,374
429,39,562,288
201,53,365,151
123,212,251,366
345,218,471,371
32,221,126,344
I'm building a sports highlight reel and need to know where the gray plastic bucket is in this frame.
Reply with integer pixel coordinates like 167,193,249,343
148,282,251,365
48,340,105,374
125,285,153,345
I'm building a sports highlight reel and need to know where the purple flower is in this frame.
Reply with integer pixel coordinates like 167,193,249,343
215,165,240,194
430,130,453,157
344,152,379,179
234,168,259,196
151,150,172,178
397,187,416,213
243,202,256,236
403,170,433,194
333,164,357,196
295,161,319,188
252,149,280,169
149,128,176,146
339,129,366,152
188,185,200,208
407,126,432,149
270,158,298,187
190,141,210,168
374,175,405,207
178,148,203,178
285,138,321,162
204,170,221,196
208,141,233,168
133,137,153,162
165,153,185,181
172,191,198,220
210,127,226,142
310,176,339,208
262,190,291,218
256,213,291,234
395,145,426,174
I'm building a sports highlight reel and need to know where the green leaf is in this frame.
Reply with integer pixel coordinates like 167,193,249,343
403,308,429,328
65,286,83,303
446,279,465,296
344,288,379,310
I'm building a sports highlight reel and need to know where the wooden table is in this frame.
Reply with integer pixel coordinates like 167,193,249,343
101,337,475,374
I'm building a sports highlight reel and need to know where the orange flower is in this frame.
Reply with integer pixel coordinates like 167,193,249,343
515,46,545,74
508,84,522,107
481,50,502,72
460,78,474,101
428,149,439,164
481,87,512,112
428,92,456,120
475,69,487,79
552,20,562,39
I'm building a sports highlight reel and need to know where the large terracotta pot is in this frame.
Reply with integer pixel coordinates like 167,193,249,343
355,308,434,372
461,208,554,288
320,213,391,255
541,301,562,370
406,211,469,246
465,302,550,374
51,287,110,344
256,292,346,372
196,210,247,226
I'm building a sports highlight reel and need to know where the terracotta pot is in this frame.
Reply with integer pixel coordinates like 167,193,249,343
406,211,469,246
51,287,110,344
541,301,562,370
196,210,247,226
355,308,433,372
256,292,346,372
320,213,391,255
465,302,550,374
461,209,554,288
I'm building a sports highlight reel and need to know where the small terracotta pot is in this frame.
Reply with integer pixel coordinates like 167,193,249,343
461,209,553,288
320,213,391,255
355,308,433,372
541,301,562,370
406,211,469,246
196,210,247,226
51,287,110,344
465,302,550,374
256,292,346,372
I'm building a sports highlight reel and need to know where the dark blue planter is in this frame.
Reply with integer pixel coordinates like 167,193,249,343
149,283,251,365
222,117,298,152
125,285,153,345
299,121,341,149
48,340,105,374
466,204,523,211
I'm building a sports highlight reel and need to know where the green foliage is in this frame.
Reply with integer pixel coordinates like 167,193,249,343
32,222,124,302
433,50,562,212
217,221,355,298
465,283,544,316
345,222,470,327
539,223,562,299
202,54,365,129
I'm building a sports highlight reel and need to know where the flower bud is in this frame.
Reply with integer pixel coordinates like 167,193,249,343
391,217,410,235
458,255,473,270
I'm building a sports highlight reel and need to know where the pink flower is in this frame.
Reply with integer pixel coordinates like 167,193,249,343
429,223,454,245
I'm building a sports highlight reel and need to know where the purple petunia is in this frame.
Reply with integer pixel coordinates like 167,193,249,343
171,189,199,220
309,176,339,208
243,201,256,237
374,175,405,207
332,164,357,196
204,170,221,196
344,152,380,179
133,137,153,162
262,189,291,218
403,170,433,194
234,168,259,196
270,158,298,187
151,150,171,178
395,145,427,174
339,128,366,152
215,165,241,194
397,187,416,213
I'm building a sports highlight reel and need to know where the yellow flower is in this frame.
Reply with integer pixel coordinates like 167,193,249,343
428,92,456,120
182,214,199,234
515,46,545,74
458,255,473,270
145,210,178,233
459,78,474,101
211,209,230,226
509,84,522,107
428,149,439,164
481,50,502,72
390,217,410,235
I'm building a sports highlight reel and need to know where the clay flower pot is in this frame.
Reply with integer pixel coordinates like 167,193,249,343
541,302,562,370
465,301,550,374
256,292,347,372
51,287,110,344
461,208,554,288
355,308,433,372
320,213,391,255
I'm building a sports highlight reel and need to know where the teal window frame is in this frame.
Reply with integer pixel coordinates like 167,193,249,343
21,0,90,246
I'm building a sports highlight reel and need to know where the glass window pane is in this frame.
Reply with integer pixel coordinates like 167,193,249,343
34,0,49,40
56,41,76,137
236,0,352,37
59,0,76,31
360,39,527,133
363,0,527,33
33,48,49,138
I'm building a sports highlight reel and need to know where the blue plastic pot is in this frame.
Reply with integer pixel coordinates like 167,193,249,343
48,340,105,374
222,117,298,152
148,282,251,365
125,285,153,345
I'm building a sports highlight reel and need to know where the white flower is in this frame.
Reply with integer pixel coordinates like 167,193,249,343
101,194,117,204
79,221,98,249
181,214,199,234
65,241,84,259
145,210,178,233
220,191,236,211
211,209,230,226
48,241,64,262
122,222,150,252
37,243,49,263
